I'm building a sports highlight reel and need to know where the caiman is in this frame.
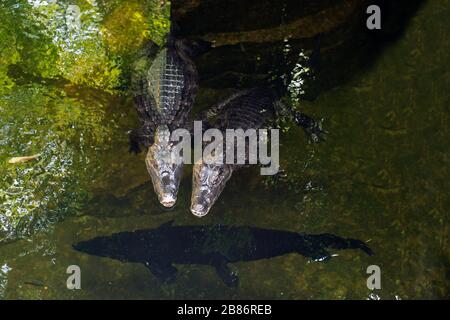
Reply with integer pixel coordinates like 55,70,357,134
129,31,199,208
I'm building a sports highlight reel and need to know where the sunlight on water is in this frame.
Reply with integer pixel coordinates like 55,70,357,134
0,0,169,243
24,0,120,89
0,140,78,242
0,264,12,299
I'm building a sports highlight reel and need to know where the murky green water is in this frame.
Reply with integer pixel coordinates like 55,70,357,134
0,0,448,299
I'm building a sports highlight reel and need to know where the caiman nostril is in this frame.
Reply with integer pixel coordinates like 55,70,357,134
161,174,171,185
191,204,207,217
160,194,176,208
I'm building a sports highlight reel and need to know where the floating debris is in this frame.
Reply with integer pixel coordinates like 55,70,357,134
7,154,41,164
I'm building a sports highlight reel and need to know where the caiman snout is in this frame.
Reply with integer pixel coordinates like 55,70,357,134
159,173,177,207
190,203,208,217
160,193,176,208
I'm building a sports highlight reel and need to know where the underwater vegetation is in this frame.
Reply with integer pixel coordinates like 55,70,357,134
0,0,170,243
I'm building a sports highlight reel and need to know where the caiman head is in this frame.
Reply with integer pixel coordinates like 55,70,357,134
146,125,183,208
190,153,233,217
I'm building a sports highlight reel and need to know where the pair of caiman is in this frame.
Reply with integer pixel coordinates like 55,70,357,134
129,32,326,217
74,33,372,288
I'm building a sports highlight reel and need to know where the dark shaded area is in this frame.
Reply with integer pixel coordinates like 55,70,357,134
74,222,372,287
173,0,342,34
85,181,173,218
172,0,425,99
315,0,427,97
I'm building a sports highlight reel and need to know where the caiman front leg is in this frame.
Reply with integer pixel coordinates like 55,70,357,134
128,125,154,154
274,101,327,143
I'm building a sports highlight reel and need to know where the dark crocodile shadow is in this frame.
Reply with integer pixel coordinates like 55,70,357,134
73,221,373,287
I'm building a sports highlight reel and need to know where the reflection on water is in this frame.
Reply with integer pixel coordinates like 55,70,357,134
0,0,448,299
0,264,12,297
0,84,116,242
